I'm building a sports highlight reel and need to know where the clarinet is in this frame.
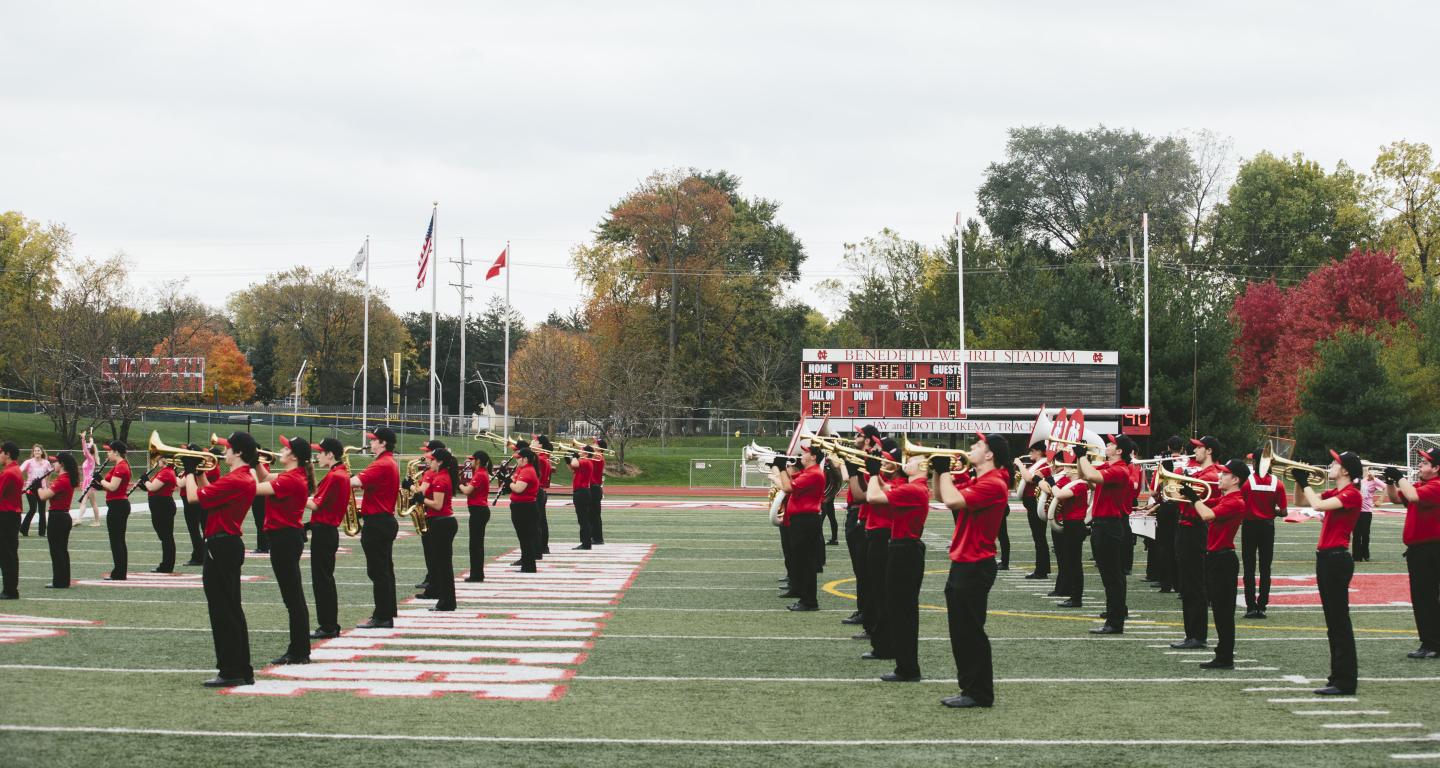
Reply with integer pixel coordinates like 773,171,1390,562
87,460,112,491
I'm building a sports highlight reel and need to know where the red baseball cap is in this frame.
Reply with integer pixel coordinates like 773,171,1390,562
974,431,987,443
1417,447,1439,465
212,436,230,449
1328,448,1342,464
1189,438,1205,448
365,432,378,441
278,435,294,449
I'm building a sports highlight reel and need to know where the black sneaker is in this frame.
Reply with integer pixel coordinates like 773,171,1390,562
1407,647,1439,659
841,612,864,625
1199,659,1234,670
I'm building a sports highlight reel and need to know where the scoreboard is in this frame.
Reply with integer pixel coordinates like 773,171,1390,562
800,348,1139,435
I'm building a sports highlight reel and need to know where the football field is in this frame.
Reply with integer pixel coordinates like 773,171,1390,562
1,498,1437,767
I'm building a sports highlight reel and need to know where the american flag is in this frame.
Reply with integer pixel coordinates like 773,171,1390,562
415,210,435,290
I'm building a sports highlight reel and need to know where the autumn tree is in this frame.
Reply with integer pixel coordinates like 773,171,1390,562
0,211,67,395
508,326,597,433
1369,140,1440,290
153,320,256,404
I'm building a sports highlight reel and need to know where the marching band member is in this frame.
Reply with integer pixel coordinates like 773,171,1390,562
414,439,446,592
1144,435,1187,593
97,440,132,581
535,435,554,555
38,452,78,588
775,447,825,611
935,432,1013,708
180,445,218,566
459,450,493,582
861,437,901,660
350,428,399,629
1242,446,1288,619
840,432,869,628
1296,450,1363,695
182,431,261,687
508,448,541,573
1040,452,1089,608
1077,434,1138,635
1171,436,1220,649
864,451,930,681
1385,448,1440,659
821,456,841,547
305,439,348,639
1186,459,1251,669
589,439,607,545
1014,443,1051,581
568,443,594,550
254,436,312,664
143,456,179,573
250,446,270,555
0,442,19,599
416,447,459,611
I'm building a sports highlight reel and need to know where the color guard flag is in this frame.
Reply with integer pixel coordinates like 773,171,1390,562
485,246,507,281
416,211,436,290
349,242,366,275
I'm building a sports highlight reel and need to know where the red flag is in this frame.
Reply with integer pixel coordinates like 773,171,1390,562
485,246,507,281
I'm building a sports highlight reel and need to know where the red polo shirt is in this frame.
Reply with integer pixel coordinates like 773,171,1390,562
263,466,309,531
1178,463,1220,526
310,465,349,527
356,451,398,516
593,455,606,486
783,465,824,524
888,476,931,540
1403,477,1440,546
426,472,454,518
864,474,905,531
1205,490,1248,552
465,468,491,507
511,464,539,503
570,457,591,490
1318,485,1362,550
949,468,1009,563
1091,461,1133,519
104,459,131,502
0,462,22,513
48,472,76,512
199,465,257,537
149,466,177,498
1244,474,1288,521
1055,476,1089,522
536,453,553,489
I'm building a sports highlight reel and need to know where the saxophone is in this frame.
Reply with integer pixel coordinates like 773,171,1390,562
398,458,429,535
341,446,364,537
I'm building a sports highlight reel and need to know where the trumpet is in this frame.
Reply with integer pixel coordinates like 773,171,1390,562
1361,460,1409,477
801,432,902,472
1153,467,1218,503
148,431,218,475
340,445,365,537
899,436,974,471
1258,443,1326,487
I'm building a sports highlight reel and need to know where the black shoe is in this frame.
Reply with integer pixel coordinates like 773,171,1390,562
1407,647,1439,659
861,651,894,660
941,694,991,708
414,581,430,589
1046,590,1062,597
463,576,484,583
1254,610,1267,619
841,613,864,625
776,577,788,583
429,605,456,612
270,654,310,665
1199,659,1234,670
777,591,799,598
0,592,17,600
1170,638,1207,649
511,559,523,566
542,548,551,555
1089,625,1123,635
1056,599,1083,608
183,560,203,566
851,632,870,641
151,567,172,574
104,574,126,581
1023,572,1048,580
309,628,340,639
593,540,604,545
881,672,921,682
787,603,818,612
252,548,268,554
19,529,27,537
202,676,252,688
1158,586,1175,594
1313,686,1354,696
44,584,67,589
355,618,393,629
1243,609,1261,619
827,539,839,546
997,563,1010,571
414,592,435,600
572,544,591,550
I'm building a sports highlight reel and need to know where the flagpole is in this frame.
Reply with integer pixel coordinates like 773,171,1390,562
503,239,511,443
457,238,467,432
429,203,438,441
362,235,370,441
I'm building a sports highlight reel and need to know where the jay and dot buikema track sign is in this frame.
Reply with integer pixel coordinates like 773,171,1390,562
799,348,1149,436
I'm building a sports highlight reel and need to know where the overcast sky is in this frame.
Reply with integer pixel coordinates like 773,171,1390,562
3,1,1436,324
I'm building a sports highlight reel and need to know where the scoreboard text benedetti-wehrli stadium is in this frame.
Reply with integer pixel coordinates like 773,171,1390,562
800,348,1147,436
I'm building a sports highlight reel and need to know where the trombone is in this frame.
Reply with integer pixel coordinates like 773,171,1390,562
478,431,554,456
563,438,615,456
800,432,901,472
1258,443,1326,487
209,432,279,463
147,430,219,475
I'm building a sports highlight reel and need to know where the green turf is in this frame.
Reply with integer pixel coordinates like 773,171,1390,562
0,501,1436,767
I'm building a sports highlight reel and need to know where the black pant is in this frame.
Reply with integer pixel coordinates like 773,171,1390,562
106,499,131,578
149,495,177,572
202,535,252,680
47,510,72,587
1204,549,1239,662
779,524,794,584
511,501,540,572
573,488,593,546
997,511,1010,566
1056,520,1087,601
1023,495,1050,575
360,514,398,621
424,516,458,610
0,513,19,595
1090,518,1128,629
1241,519,1275,610
268,527,310,658
536,488,550,555
944,558,997,705
1176,523,1208,640
863,527,891,648
250,496,269,552
182,497,206,564
814,505,828,571
21,492,45,536
1406,541,1440,651
821,500,838,543
885,538,926,677
844,507,866,618
309,524,339,633
1353,512,1372,560
786,514,821,608
590,485,604,543
467,506,491,581
1152,505,1178,589
1316,549,1357,692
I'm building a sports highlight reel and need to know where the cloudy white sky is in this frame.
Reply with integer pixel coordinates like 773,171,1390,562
3,1,1436,324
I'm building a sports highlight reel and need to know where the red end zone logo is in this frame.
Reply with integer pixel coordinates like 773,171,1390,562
1255,573,1412,607
0,614,99,644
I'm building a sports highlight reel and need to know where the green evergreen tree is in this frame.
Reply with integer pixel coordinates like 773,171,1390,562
1294,330,1408,462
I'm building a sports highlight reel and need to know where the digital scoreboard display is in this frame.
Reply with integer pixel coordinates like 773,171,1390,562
799,348,1137,435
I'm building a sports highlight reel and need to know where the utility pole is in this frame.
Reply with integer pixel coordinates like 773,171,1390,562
450,238,473,435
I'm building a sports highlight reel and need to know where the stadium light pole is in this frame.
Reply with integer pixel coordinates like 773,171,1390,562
1143,212,1150,415
955,211,965,361
293,359,308,427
